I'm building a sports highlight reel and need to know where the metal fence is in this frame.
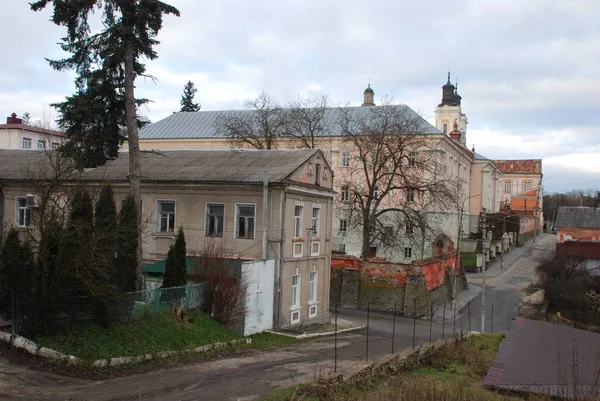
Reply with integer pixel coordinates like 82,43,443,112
12,283,209,337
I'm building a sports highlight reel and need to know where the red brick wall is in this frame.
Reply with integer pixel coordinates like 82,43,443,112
557,228,600,244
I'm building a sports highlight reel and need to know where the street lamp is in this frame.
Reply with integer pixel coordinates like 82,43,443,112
452,193,481,319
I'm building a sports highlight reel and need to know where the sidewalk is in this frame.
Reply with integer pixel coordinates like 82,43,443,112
468,233,551,280
267,317,364,339
433,283,481,322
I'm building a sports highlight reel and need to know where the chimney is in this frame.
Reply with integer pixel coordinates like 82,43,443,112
449,119,462,143
6,113,22,125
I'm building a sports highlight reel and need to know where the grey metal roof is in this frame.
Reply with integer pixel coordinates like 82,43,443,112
85,149,321,184
139,105,442,140
484,317,600,399
554,206,600,229
474,152,490,161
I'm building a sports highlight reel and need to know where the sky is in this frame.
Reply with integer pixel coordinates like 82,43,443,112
1,0,599,194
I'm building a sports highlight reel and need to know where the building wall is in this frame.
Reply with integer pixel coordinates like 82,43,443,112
0,128,64,150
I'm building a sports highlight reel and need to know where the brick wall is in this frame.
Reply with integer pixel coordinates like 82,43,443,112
330,254,460,316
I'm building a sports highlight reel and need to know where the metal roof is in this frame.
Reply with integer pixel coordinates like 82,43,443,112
554,206,600,229
85,149,322,184
484,317,600,399
0,149,324,185
139,105,442,140
473,152,490,161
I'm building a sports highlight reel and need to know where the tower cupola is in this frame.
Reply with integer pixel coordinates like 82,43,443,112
362,83,375,106
439,72,459,107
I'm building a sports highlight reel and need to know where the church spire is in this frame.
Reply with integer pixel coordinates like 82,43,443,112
362,82,375,106
439,73,458,107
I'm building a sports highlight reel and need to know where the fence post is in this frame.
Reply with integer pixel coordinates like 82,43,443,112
442,301,446,340
10,291,16,335
334,303,338,373
392,302,397,354
468,301,471,333
366,302,370,362
491,304,494,333
185,285,191,310
412,298,417,348
429,300,433,344
154,288,160,313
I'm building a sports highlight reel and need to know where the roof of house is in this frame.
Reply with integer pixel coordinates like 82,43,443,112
473,152,490,161
555,206,600,229
484,317,600,399
0,123,64,137
138,105,442,140
493,159,542,175
0,149,329,187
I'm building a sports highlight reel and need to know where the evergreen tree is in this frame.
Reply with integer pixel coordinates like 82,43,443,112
180,81,201,112
32,0,181,290
161,228,187,288
0,230,36,319
69,190,94,239
94,185,118,283
116,196,138,293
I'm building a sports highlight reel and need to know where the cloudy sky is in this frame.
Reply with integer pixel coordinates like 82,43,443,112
1,0,599,193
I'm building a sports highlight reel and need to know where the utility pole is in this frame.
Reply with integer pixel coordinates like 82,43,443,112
501,215,506,269
481,277,486,334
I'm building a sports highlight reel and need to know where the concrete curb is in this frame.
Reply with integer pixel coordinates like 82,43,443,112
266,324,365,339
0,332,252,368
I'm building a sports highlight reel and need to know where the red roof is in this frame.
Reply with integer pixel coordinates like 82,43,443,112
493,159,542,175
0,123,64,137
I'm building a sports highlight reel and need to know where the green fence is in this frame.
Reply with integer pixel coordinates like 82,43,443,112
11,283,209,337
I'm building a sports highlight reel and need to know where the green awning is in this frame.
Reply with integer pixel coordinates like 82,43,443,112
143,256,198,275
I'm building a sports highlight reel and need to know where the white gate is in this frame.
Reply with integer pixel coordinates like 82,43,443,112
242,259,274,336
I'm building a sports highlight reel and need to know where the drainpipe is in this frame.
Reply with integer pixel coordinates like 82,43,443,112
262,170,269,260
276,186,288,328
0,183,4,245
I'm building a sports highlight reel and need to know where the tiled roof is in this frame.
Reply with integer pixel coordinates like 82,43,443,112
484,317,600,399
86,149,323,184
493,159,542,175
139,105,442,140
555,206,600,229
0,149,325,185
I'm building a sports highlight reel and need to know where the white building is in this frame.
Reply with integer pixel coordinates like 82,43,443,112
0,113,64,150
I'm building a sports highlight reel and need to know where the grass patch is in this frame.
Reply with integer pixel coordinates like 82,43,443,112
248,332,298,349
262,334,532,401
36,310,241,360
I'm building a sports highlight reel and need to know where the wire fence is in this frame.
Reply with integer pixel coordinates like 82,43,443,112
11,283,209,337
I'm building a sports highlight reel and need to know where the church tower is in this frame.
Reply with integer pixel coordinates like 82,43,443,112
434,73,467,146
362,83,375,106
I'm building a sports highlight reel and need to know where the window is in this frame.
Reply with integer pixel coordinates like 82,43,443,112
504,181,512,194
384,226,393,236
404,247,412,258
408,152,416,167
293,243,303,258
406,221,414,234
291,274,300,309
37,140,46,149
157,201,175,232
294,205,302,238
16,197,31,227
206,203,224,237
406,187,415,202
525,181,532,191
236,204,255,239
22,137,32,149
338,244,346,253
341,185,349,201
315,163,321,186
311,241,320,256
373,186,379,200
442,123,448,134
51,142,60,150
311,207,320,237
309,270,317,304
341,151,350,167
339,219,347,232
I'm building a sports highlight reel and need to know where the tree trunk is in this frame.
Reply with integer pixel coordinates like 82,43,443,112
124,36,144,291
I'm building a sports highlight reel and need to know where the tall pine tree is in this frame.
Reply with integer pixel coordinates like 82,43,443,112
32,0,180,290
94,185,118,284
180,81,201,112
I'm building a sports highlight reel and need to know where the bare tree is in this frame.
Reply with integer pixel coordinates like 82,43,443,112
217,92,287,150
335,98,457,258
285,95,329,149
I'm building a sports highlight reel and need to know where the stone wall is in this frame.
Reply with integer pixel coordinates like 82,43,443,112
330,254,460,317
